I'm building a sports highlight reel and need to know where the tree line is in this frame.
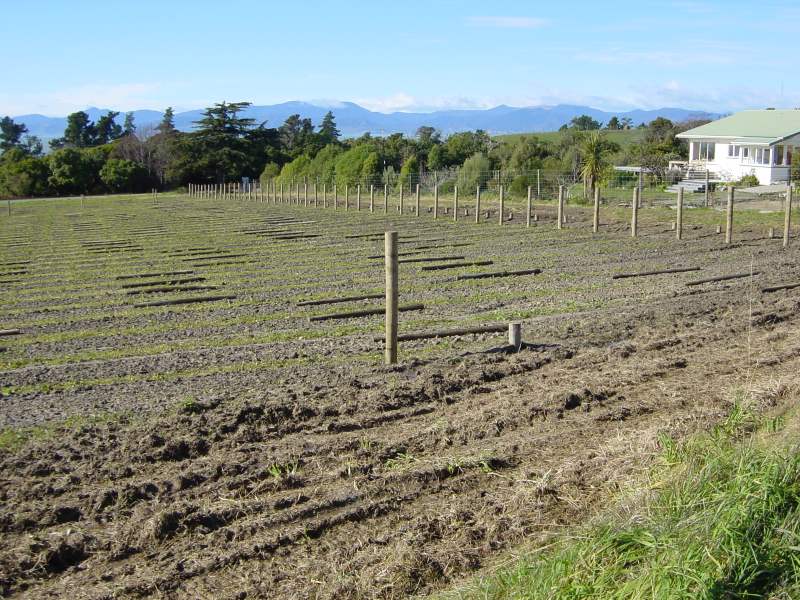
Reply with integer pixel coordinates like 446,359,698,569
0,103,714,200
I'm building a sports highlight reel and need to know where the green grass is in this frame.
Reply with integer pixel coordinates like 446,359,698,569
440,396,800,599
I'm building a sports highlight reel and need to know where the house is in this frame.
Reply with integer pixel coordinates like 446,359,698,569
676,109,800,185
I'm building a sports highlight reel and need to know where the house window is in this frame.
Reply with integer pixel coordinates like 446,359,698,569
699,142,715,160
728,144,741,157
742,147,750,159
756,148,771,165
775,146,784,165
787,146,793,166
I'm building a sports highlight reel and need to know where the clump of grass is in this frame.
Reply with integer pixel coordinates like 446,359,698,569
448,402,800,599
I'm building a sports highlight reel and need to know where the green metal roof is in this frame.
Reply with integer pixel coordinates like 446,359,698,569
676,110,800,145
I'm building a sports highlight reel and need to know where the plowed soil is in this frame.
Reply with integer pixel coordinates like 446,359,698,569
1,192,798,598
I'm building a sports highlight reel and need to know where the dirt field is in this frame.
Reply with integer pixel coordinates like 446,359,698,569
1,192,799,598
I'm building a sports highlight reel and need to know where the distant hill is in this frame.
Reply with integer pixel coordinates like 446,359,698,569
11,101,720,142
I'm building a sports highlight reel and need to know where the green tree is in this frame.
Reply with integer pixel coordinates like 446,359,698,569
427,145,445,170
398,155,419,186
457,152,491,191
122,112,136,136
334,144,375,187
318,111,340,145
58,111,96,148
579,132,618,200
606,116,621,130
360,151,381,184
157,107,177,135
95,111,122,145
47,148,97,194
0,149,50,198
100,158,149,192
0,117,28,153
568,115,602,131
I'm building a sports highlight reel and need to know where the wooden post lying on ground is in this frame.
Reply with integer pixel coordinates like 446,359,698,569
526,186,532,228
475,186,481,223
593,187,600,233
498,185,504,225
508,322,522,351
453,186,458,221
784,185,793,248
385,231,398,365
676,187,684,240
631,187,639,237
370,185,375,213
557,186,564,230
725,186,734,245
415,184,420,216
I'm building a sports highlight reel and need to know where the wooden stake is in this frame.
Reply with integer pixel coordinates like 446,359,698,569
631,187,639,237
784,185,792,248
475,186,481,223
498,185,504,225
304,182,308,206
384,184,388,214
453,186,458,221
333,184,337,210
345,185,349,211
415,184,420,217
399,184,404,214
385,231,398,365
593,186,600,233
508,322,522,351
705,169,710,207
557,185,564,230
526,186,532,228
433,182,438,219
676,186,683,240
357,184,361,211
370,185,375,212
725,186,734,245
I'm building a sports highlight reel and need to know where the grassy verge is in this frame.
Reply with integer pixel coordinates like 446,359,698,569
439,388,800,599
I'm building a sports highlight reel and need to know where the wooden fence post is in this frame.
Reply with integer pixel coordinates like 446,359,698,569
705,169,710,207
631,187,639,237
357,184,361,211
304,182,308,206
385,231,398,365
333,184,338,210
345,185,349,211
370,185,375,212
313,183,318,207
557,185,564,230
784,184,792,248
498,185,504,225
453,186,458,221
526,186,532,228
676,187,684,240
384,184,388,214
415,184,420,216
433,182,439,219
725,186,734,244
475,186,481,223
399,183,404,214
593,186,600,233
508,322,522,351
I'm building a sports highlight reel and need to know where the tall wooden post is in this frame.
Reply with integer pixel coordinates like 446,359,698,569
631,187,639,237
557,185,564,230
384,231,398,365
498,185,504,225
323,183,328,208
475,186,481,223
593,186,600,233
526,186,532,228
453,186,458,221
370,185,375,212
705,169,710,207
333,184,337,210
313,183,318,207
357,184,361,211
725,186,734,244
638,168,643,208
415,184,420,216
784,184,793,248
537,169,541,198
345,185,349,211
676,187,684,240
383,184,388,214
433,181,439,219
304,182,308,206
399,184,404,214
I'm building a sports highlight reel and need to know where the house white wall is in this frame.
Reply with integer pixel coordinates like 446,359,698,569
688,138,795,185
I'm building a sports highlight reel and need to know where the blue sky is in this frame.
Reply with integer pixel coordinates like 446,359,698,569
2,0,798,116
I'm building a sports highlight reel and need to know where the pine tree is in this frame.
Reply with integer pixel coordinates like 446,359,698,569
0,117,28,153
157,107,176,135
122,112,136,136
318,111,340,144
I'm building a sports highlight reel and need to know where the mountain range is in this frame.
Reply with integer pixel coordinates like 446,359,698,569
11,101,720,141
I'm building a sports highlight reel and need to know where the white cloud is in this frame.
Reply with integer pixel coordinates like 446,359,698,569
0,82,166,116
465,16,548,29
